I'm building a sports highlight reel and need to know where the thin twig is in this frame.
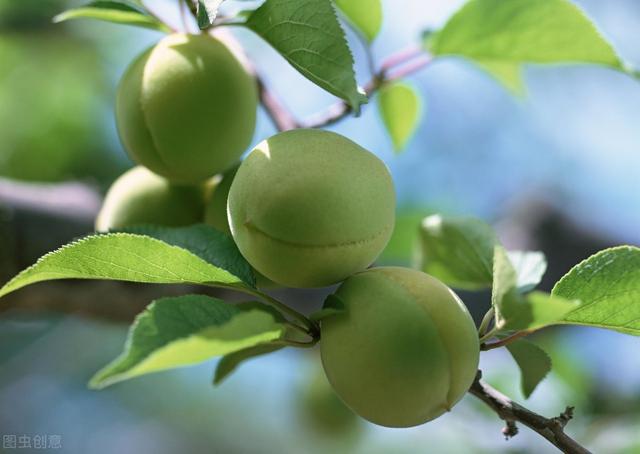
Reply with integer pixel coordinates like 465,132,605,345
379,44,423,73
257,77,300,131
469,371,591,454
482,330,531,351
238,286,320,339
384,54,432,83
258,49,430,131
300,51,430,129
189,0,430,133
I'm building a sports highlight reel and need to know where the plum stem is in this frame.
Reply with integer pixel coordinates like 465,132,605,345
240,287,321,339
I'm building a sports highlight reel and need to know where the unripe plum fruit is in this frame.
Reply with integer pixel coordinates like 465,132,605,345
203,165,279,289
300,365,361,437
227,129,396,288
96,166,204,231
204,164,238,235
116,33,257,183
320,267,480,428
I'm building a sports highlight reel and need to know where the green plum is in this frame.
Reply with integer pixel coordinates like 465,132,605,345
204,164,239,235
300,366,361,437
227,129,396,288
96,166,204,231
320,267,480,428
116,33,257,183
203,165,279,289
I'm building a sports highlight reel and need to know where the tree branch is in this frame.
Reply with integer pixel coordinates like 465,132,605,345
256,48,432,132
299,52,431,130
257,77,300,131
469,371,592,454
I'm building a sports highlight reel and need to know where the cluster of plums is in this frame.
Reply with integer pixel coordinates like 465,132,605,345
99,33,480,428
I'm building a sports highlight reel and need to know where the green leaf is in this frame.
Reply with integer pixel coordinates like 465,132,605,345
507,250,547,293
428,0,621,92
214,344,284,385
0,233,251,299
491,245,518,321
245,0,367,112
334,0,382,42
477,61,524,94
377,82,422,153
90,295,285,388
418,214,550,294
53,0,170,32
493,247,579,332
419,214,497,290
120,224,256,288
552,246,640,335
310,294,346,322
197,0,224,29
506,338,551,399
515,292,580,332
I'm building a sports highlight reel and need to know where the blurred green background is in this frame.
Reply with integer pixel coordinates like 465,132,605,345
1,0,639,453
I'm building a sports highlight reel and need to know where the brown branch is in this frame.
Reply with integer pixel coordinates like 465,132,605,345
299,52,431,129
257,77,299,131
255,48,432,132
469,371,591,454
383,54,432,83
189,0,431,133
379,45,423,72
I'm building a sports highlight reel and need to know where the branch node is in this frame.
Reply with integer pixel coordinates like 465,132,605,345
469,371,592,454
502,421,519,439
553,406,575,429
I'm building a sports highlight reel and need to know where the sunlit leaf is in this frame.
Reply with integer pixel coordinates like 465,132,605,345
245,0,367,112
197,0,224,29
0,233,250,299
377,82,421,152
121,224,256,288
508,250,547,293
53,0,169,32
335,0,382,42
91,295,285,388
493,247,579,332
428,0,621,92
419,214,497,290
553,246,640,335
